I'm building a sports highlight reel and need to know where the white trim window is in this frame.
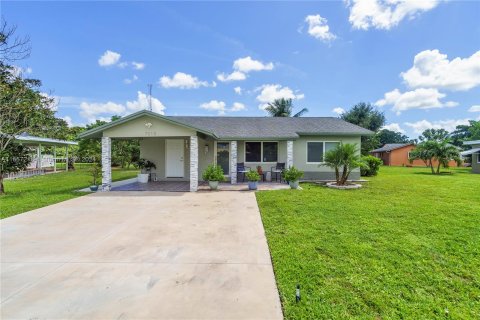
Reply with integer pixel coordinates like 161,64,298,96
477,152,480,164
245,141,278,163
306,141,340,164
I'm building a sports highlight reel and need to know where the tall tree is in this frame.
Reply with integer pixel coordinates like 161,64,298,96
451,120,480,148
1,19,31,62
340,102,386,155
265,98,308,117
377,129,411,145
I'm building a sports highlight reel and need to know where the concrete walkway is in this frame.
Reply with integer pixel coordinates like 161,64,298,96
0,192,283,319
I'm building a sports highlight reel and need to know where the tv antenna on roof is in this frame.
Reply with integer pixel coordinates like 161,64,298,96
147,84,153,111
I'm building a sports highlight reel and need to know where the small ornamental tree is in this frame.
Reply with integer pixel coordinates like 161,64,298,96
409,129,462,174
322,143,364,185
0,143,31,193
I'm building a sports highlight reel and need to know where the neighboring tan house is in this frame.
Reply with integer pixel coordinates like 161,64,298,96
461,140,480,174
370,143,458,167
78,110,372,191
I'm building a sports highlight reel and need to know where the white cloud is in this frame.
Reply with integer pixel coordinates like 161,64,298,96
132,62,145,70
62,116,73,127
347,0,441,30
256,84,304,110
332,107,345,115
159,72,212,89
231,102,246,112
200,100,227,115
234,86,242,95
381,123,406,134
304,14,336,42
217,57,274,83
468,105,480,112
79,91,165,123
405,118,472,134
11,65,33,77
123,75,138,84
126,91,165,114
217,71,247,82
80,101,125,123
233,56,274,73
401,49,480,91
375,88,458,114
199,100,246,114
98,50,121,67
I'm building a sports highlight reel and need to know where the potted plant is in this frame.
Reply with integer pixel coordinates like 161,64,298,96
282,166,304,189
136,158,156,183
89,163,101,191
245,169,260,190
202,164,225,190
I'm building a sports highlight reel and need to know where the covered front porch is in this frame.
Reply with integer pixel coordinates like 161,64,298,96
110,180,290,192
78,110,295,192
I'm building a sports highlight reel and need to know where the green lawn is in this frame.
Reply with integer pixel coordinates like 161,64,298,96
256,166,479,319
0,166,138,219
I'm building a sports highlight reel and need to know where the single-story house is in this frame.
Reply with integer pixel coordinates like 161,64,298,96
371,143,459,167
461,140,480,173
78,110,373,191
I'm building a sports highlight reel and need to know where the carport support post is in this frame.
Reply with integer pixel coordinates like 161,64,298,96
287,140,293,168
189,136,198,192
230,141,237,184
101,137,112,191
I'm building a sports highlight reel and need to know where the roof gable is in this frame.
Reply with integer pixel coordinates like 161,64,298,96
78,110,216,139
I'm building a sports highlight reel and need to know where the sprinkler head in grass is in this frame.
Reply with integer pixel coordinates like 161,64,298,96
295,284,301,302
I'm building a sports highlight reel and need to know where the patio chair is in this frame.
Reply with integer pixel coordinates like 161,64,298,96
270,162,285,182
237,162,250,182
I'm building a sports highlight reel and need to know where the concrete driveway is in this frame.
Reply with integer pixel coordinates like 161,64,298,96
0,191,282,319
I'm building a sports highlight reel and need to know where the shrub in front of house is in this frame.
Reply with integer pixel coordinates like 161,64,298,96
202,165,225,190
361,155,382,176
245,170,261,182
202,165,225,182
282,166,304,189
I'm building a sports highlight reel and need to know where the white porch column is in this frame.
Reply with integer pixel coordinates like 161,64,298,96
230,141,237,184
65,146,69,172
101,137,112,191
287,140,294,168
37,144,42,169
189,136,198,192
53,146,57,172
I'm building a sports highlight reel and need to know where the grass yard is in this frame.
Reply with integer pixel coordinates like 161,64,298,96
256,166,479,319
0,166,138,219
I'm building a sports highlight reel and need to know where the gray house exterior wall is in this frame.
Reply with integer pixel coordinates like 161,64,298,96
470,142,480,174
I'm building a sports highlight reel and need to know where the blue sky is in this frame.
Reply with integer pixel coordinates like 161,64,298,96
4,0,480,138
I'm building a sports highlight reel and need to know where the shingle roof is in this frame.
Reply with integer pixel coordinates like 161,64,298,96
77,110,373,139
371,143,412,153
170,116,373,139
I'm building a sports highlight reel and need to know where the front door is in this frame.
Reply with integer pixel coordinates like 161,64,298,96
216,142,230,175
166,139,184,178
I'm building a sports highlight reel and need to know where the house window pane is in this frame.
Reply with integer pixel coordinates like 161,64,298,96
325,142,340,153
245,142,261,162
307,142,323,163
263,142,278,162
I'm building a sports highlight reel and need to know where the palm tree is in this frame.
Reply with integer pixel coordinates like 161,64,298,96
265,98,308,117
322,143,363,185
